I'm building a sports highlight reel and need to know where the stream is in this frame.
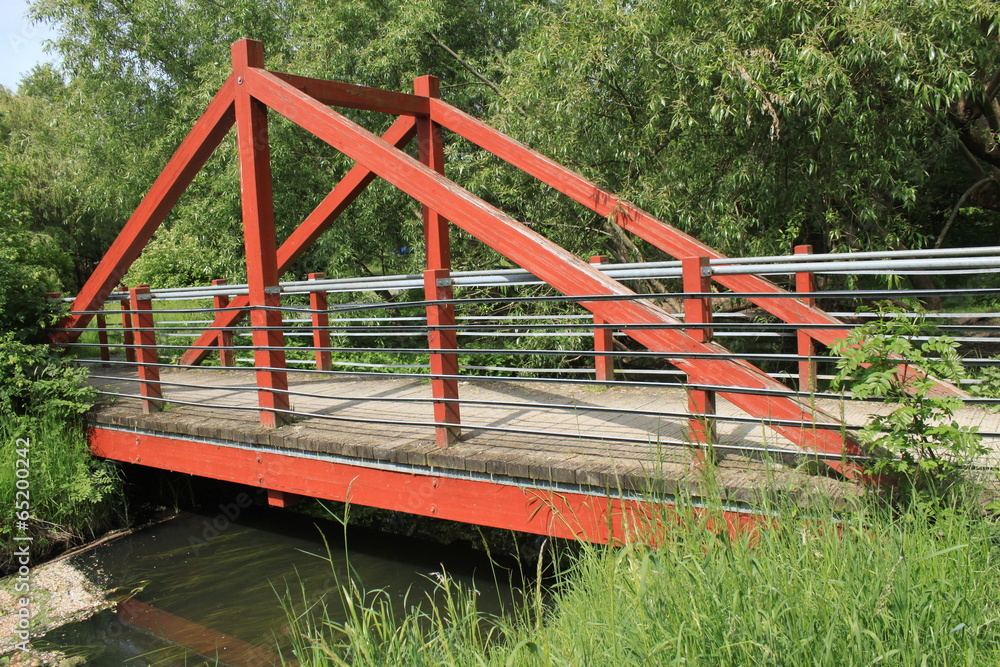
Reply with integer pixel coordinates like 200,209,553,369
36,501,521,665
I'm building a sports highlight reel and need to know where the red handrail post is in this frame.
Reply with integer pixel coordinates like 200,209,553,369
308,272,332,371
211,279,236,368
95,311,111,362
795,244,818,393
424,269,461,447
683,256,716,463
129,285,163,413
233,40,290,427
120,290,137,364
590,256,615,381
416,74,460,446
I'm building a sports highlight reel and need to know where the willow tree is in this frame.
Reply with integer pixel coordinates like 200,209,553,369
483,0,1000,261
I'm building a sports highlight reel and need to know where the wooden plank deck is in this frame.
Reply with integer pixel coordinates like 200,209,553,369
85,367,1000,509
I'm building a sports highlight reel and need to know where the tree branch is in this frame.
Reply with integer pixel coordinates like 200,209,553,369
426,31,526,116
935,176,1000,248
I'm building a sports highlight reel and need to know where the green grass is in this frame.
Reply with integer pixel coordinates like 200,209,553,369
282,499,1000,666
0,414,124,570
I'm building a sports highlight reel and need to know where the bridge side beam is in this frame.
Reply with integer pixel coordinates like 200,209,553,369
90,427,767,544
52,77,238,343
243,62,868,477
178,116,418,367
232,39,289,426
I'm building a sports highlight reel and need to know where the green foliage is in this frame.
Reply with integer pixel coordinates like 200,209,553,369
0,333,96,419
830,303,986,496
0,164,69,341
969,357,1000,405
284,502,1000,665
0,413,123,567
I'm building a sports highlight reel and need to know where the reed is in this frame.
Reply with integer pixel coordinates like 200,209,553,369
282,497,1000,666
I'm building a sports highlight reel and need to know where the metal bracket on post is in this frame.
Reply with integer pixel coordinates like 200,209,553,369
129,285,163,414
589,256,615,381
424,269,461,446
682,256,716,465
211,279,236,368
795,244,818,394
308,273,332,371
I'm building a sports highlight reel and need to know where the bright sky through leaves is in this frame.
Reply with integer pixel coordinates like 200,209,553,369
0,0,56,90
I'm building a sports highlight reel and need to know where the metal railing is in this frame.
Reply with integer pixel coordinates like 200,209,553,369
52,245,1000,468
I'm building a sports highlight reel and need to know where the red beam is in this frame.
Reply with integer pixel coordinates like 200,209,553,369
233,39,289,426
89,426,763,544
53,78,237,343
270,71,429,116
117,599,286,666
243,65,867,475
427,100,966,398
178,116,417,366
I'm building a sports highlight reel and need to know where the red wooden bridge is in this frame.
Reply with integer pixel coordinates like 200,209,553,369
52,40,999,543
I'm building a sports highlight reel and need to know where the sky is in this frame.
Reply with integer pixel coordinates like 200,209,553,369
0,0,57,90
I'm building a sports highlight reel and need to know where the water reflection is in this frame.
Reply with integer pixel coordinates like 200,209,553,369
40,505,518,665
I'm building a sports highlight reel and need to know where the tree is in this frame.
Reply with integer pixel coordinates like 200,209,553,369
483,0,1000,261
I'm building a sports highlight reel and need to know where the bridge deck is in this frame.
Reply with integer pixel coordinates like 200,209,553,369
84,368,1000,509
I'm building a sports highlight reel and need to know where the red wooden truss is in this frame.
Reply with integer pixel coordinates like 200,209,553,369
54,39,965,478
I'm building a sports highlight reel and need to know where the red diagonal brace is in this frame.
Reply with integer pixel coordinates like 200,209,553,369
427,100,964,399
178,115,418,366
244,62,868,478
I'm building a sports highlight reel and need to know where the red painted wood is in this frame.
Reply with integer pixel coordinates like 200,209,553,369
427,100,967,399
271,70,429,116
795,245,819,393
178,116,418,367
233,40,289,427
683,257,716,457
96,312,111,362
308,272,332,371
120,298,136,364
414,75,451,272
425,269,461,446
266,488,302,508
117,599,284,666
89,426,764,544
211,279,236,368
53,79,237,343
244,66,867,476
129,286,162,413
590,256,615,381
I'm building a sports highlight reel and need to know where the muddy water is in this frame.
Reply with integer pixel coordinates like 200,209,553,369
39,504,520,665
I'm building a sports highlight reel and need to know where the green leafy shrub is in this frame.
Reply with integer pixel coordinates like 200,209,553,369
0,333,95,419
830,303,986,497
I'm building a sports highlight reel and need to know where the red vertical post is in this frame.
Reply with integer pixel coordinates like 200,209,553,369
589,255,615,381
683,256,716,463
211,279,236,368
424,269,461,446
129,285,163,413
416,74,459,446
308,272,332,371
233,39,289,427
120,293,136,364
795,244,818,393
96,312,111,361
